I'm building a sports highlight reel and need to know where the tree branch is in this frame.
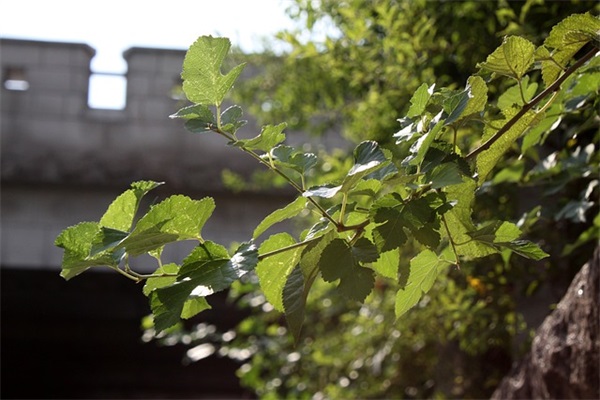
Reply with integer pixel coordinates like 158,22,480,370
466,48,597,160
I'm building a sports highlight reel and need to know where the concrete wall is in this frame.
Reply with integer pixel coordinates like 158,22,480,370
1,38,345,272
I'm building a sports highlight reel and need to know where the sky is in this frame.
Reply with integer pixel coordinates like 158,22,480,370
0,0,298,107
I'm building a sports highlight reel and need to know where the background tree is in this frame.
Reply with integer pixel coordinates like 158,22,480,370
217,2,600,397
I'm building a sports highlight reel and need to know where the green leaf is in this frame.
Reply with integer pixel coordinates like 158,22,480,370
120,196,215,256
318,238,374,302
220,105,247,134
181,36,246,106
253,197,307,239
170,104,215,122
539,13,600,86
459,75,488,121
89,227,128,256
370,248,400,281
475,110,537,185
351,237,379,263
179,241,258,294
151,241,257,332
303,184,342,199
406,113,444,168
55,222,118,280
99,181,162,232
256,233,303,311
443,90,470,126
545,13,600,50
468,221,548,260
150,280,196,332
282,265,307,343
395,250,449,318
143,263,179,296
234,123,286,152
427,162,465,189
268,145,318,174
497,76,538,113
340,141,390,193
349,179,382,198
407,83,435,118
181,296,212,319
478,36,536,79
372,207,407,252
300,229,336,277
497,240,549,261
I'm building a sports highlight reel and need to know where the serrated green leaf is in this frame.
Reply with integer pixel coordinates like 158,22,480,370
256,233,303,311
467,221,548,260
268,145,318,174
407,113,444,168
55,222,119,280
348,140,388,176
143,263,179,296
442,179,497,259
476,110,537,185
539,13,600,86
300,229,336,276
317,238,375,302
89,227,128,256
427,162,465,189
395,250,449,318
151,280,196,332
370,248,400,281
282,265,306,343
303,184,342,198
181,296,211,319
337,265,374,302
497,240,549,261
372,207,407,252
117,223,178,257
185,119,213,134
121,196,215,256
459,76,488,121
545,13,600,49
319,239,354,282
235,123,286,152
220,105,247,134
443,90,470,126
181,36,246,106
253,197,307,239
339,141,390,194
351,237,379,263
349,179,382,198
99,181,162,232
478,36,536,79
497,76,538,113
407,83,435,118
170,104,215,122
179,241,258,295
151,242,257,333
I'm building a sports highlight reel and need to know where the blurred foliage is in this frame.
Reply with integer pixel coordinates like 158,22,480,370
147,1,599,398
233,0,598,143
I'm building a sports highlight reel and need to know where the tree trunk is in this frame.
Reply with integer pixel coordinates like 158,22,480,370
491,247,599,399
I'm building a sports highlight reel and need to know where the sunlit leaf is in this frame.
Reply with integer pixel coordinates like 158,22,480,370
256,233,303,311
395,250,450,318
181,36,246,105
234,123,286,152
478,36,535,79
253,197,308,239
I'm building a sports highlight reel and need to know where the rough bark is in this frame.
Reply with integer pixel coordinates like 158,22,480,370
491,247,599,399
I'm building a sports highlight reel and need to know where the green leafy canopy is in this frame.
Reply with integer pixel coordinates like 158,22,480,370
55,12,599,340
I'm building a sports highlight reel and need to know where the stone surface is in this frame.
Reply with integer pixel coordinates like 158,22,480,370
491,247,599,399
